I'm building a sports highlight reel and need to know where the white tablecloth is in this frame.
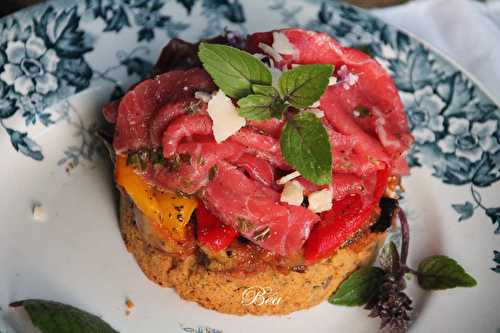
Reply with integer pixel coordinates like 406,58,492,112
373,0,500,105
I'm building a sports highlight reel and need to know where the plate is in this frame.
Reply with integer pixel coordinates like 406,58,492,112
0,1,499,332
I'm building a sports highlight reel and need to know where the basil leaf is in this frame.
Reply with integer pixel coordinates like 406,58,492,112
10,299,119,333
238,86,286,120
198,43,272,99
279,64,333,108
238,94,274,120
417,255,477,290
252,84,279,97
280,112,332,185
329,267,385,306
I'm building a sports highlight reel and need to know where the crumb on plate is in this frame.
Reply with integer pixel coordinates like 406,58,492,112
125,298,135,316
32,203,46,222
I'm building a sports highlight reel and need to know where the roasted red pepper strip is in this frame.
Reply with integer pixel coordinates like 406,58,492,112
196,204,238,251
304,168,390,263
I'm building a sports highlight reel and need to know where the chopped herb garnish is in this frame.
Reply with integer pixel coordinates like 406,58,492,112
151,148,165,166
186,101,201,114
236,217,253,233
208,165,218,180
165,154,182,172
252,226,271,242
179,153,192,164
354,106,370,118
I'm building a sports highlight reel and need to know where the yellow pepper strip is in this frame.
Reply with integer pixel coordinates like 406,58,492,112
115,155,198,239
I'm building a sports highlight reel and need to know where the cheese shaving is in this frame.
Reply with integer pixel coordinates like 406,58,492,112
272,31,296,55
207,90,246,143
258,42,283,62
308,189,333,213
280,180,304,206
276,171,301,185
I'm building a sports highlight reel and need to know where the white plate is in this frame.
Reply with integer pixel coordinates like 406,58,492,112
1,1,499,332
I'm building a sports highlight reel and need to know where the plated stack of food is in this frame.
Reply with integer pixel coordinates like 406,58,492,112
102,28,413,315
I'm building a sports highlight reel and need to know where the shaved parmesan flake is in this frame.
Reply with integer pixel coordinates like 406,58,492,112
308,189,333,213
194,91,212,103
258,42,282,62
280,180,304,206
277,171,301,185
207,90,246,143
272,31,296,55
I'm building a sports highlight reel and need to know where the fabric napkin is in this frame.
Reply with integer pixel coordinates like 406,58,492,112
373,0,500,105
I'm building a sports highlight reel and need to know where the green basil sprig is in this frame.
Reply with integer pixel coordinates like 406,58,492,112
330,209,477,332
198,42,333,185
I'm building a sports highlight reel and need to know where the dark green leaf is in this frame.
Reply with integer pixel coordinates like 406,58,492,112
280,112,332,185
10,299,118,333
329,267,385,306
417,255,477,290
238,94,274,120
238,85,286,120
279,64,333,108
198,43,272,98
379,241,400,272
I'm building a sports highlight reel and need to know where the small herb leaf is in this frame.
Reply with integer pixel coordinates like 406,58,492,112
279,64,333,108
10,299,118,333
238,94,274,120
280,112,332,185
252,84,279,97
417,255,477,290
329,267,385,306
198,43,272,99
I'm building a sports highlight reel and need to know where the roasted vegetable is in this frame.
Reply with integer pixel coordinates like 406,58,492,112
115,155,198,239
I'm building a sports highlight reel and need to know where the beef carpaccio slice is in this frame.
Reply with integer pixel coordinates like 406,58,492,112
108,29,412,257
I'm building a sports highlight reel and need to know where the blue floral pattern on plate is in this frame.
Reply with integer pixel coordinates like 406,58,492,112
0,0,499,331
